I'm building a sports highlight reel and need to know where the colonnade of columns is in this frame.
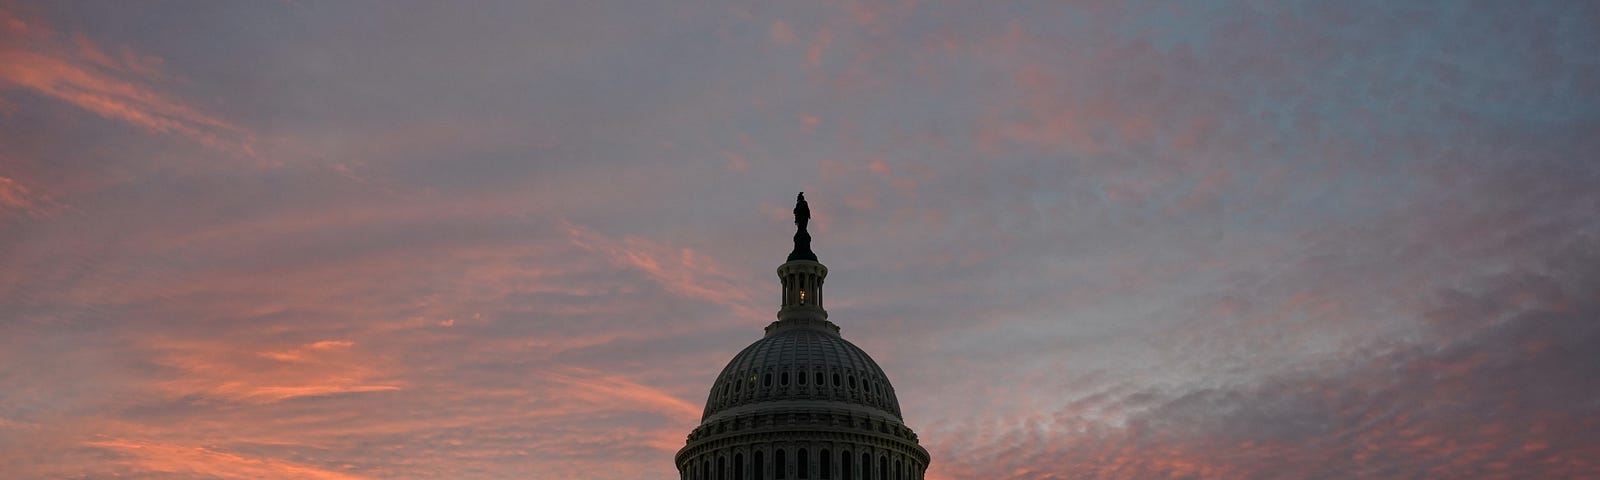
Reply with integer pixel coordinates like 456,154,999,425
780,266,824,307
680,444,924,480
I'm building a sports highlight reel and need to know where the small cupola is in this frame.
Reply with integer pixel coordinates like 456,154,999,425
771,193,833,332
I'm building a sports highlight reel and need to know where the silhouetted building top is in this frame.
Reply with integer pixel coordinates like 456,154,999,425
675,194,929,480
787,192,818,262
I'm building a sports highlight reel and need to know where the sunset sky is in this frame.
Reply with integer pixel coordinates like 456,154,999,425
3,1,1599,479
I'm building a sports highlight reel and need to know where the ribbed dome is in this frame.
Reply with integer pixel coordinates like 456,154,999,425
701,324,903,421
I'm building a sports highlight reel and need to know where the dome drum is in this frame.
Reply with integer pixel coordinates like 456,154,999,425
675,434,928,480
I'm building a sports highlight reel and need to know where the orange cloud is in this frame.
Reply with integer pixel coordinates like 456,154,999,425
0,174,56,216
0,6,249,152
86,439,374,480
149,338,402,404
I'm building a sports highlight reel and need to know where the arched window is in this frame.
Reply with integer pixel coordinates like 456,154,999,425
764,373,772,387
718,456,726,480
703,460,710,480
815,371,824,386
861,453,871,480
798,369,807,385
878,456,887,480
820,449,831,479
833,373,841,387
848,376,857,390
841,450,853,480
775,449,786,480
736,453,746,480
893,458,899,480
780,371,789,386
755,451,765,480
798,449,809,478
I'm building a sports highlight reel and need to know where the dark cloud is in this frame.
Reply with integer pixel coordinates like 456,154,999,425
927,242,1600,480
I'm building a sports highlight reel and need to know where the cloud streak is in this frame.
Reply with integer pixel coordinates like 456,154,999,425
0,7,249,153
86,439,376,480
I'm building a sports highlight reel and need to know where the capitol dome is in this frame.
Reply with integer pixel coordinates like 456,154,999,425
676,193,929,480
701,326,903,421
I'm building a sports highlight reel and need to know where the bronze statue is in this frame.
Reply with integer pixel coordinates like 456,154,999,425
787,192,818,261
794,192,810,231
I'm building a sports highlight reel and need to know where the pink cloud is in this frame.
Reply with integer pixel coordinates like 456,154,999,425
0,6,250,153
563,220,763,320
147,338,403,404
801,113,822,130
85,439,375,480
807,25,833,67
546,367,701,424
770,19,797,45
0,174,58,216
721,150,750,171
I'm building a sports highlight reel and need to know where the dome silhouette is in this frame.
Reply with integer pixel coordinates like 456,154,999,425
676,194,928,480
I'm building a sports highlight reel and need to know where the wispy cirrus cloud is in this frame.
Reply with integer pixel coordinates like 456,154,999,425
564,220,764,321
0,174,59,216
86,439,376,480
0,7,250,153
148,338,402,404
